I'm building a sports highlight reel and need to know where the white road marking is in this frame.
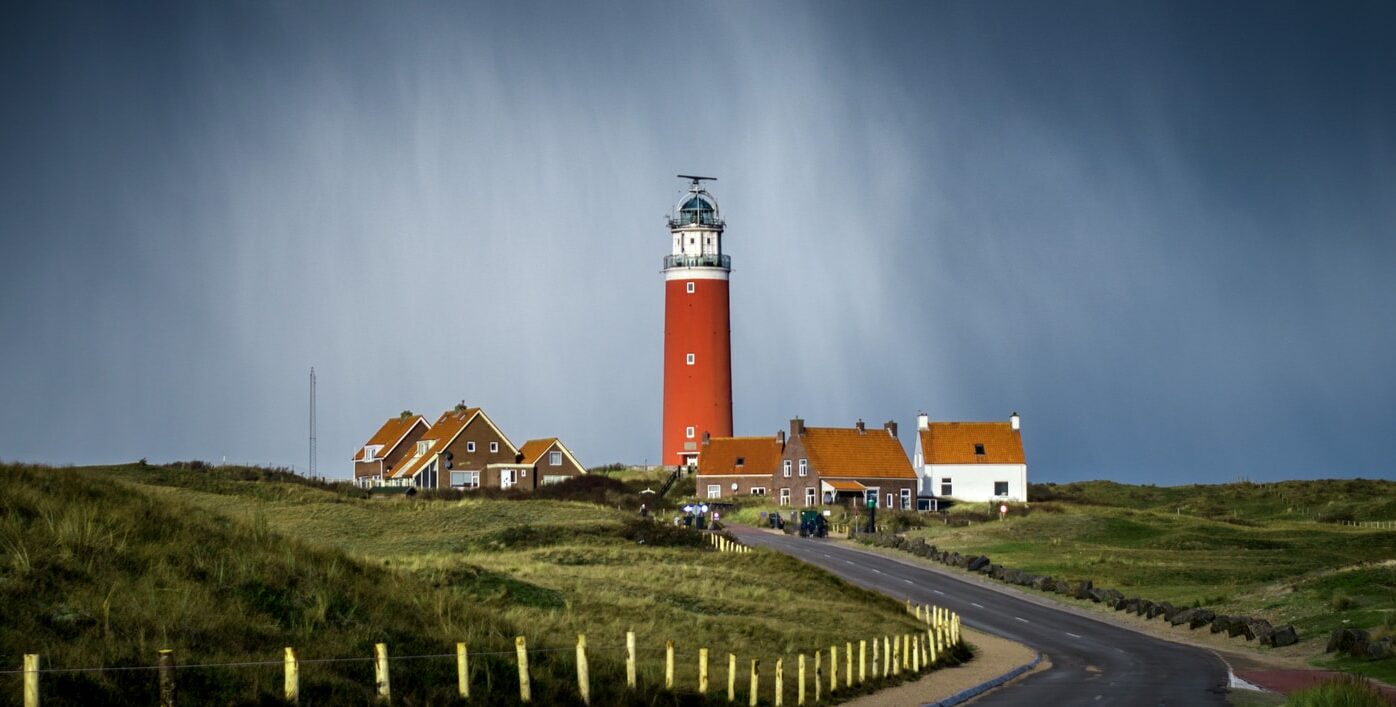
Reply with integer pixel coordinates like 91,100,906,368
933,590,945,596
904,579,914,584
872,569,883,574
971,602,984,608
1014,616,1030,623
822,553,832,558
1066,632,1082,639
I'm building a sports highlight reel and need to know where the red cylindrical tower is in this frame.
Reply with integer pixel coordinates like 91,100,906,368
662,177,733,467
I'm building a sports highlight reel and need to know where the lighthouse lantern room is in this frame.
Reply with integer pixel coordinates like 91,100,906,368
662,176,734,468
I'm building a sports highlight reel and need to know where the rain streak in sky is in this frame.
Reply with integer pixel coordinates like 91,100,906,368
2,1,1394,483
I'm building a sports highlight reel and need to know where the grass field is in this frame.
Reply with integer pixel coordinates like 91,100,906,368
0,463,938,705
728,479,1396,686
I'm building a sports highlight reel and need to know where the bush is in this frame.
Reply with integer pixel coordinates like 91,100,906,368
1284,675,1388,707
1332,593,1356,611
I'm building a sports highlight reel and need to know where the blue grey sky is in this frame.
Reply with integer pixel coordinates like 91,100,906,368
2,1,1393,483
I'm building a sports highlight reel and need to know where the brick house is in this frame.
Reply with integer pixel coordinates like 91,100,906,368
519,438,587,486
773,417,918,511
386,404,533,491
695,435,783,499
352,412,430,487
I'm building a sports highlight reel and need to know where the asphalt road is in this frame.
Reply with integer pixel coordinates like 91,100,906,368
729,526,1231,706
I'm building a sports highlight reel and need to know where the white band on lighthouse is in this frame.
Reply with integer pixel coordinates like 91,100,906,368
665,268,730,281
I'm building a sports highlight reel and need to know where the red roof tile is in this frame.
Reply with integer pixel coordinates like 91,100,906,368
920,422,1025,464
697,436,783,476
802,427,916,479
353,414,427,461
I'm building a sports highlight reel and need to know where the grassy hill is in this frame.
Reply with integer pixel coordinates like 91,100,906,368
0,463,932,705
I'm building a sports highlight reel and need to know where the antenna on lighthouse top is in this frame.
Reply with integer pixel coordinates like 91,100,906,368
677,174,716,190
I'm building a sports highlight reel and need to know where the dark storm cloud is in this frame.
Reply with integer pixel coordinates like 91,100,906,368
2,1,1393,482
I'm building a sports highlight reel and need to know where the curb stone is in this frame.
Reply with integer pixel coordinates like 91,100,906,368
920,653,1044,707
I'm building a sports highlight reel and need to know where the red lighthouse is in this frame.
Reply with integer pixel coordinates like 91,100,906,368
662,176,733,467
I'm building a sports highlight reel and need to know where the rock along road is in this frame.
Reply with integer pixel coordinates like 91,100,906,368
729,526,1231,706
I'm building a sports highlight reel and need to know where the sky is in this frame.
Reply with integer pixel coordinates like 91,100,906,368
2,1,1394,484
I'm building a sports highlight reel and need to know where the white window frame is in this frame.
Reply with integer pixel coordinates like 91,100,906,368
550,451,562,466
782,460,791,478
500,469,517,490
489,441,499,453
994,481,1010,497
886,493,894,510
900,488,912,510
779,488,791,506
798,459,808,477
686,281,696,294
466,441,476,453
707,484,721,499
750,487,768,496
686,426,695,439
686,353,695,365
805,487,816,507
451,470,480,489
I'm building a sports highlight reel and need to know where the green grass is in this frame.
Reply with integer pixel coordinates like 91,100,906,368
1282,675,1390,706
0,463,942,704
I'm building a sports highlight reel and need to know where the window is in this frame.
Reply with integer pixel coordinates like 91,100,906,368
707,484,721,499
750,487,767,496
974,444,986,456
886,493,894,509
543,475,568,485
735,456,745,468
782,460,791,477
466,441,476,453
686,281,696,294
451,471,480,489
941,479,952,497
900,488,912,510
550,451,562,466
994,481,1009,497
489,441,499,453
686,353,695,365
779,488,791,505
798,459,808,477
500,469,516,489
686,426,696,439
415,441,429,456
805,487,817,507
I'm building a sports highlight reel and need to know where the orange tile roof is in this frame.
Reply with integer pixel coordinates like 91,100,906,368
519,438,558,465
824,479,868,492
802,427,916,479
920,422,1025,464
696,436,783,476
388,407,479,478
353,414,427,461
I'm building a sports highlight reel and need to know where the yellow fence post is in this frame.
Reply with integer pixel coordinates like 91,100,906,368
458,642,470,699
284,647,299,704
158,649,177,707
859,639,866,684
728,653,737,703
666,640,675,690
872,637,879,680
797,654,806,705
626,631,637,689
912,635,919,672
515,636,531,703
883,636,890,678
775,658,783,707
928,629,936,666
891,638,900,676
576,635,589,705
749,659,760,707
23,654,38,707
905,635,912,670
814,651,821,702
844,643,852,688
373,643,389,702
915,604,923,622
829,645,837,694
699,647,709,695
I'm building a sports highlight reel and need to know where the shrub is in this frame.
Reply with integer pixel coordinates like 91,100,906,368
1332,593,1356,611
1283,675,1388,707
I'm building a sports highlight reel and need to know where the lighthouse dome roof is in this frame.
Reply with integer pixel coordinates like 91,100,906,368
675,192,721,227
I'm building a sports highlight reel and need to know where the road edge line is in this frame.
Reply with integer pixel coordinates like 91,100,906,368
920,653,1044,707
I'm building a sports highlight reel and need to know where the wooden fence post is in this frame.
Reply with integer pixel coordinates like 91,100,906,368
844,642,852,688
911,635,919,672
284,647,299,704
891,637,900,676
458,642,470,699
749,659,759,707
699,647,709,695
904,635,912,670
814,651,821,702
775,658,783,707
515,636,531,703
23,654,38,707
797,654,806,705
859,639,866,684
374,643,389,702
666,640,675,690
576,635,589,705
626,631,637,689
872,637,879,679
883,636,891,677
157,649,176,707
728,653,737,703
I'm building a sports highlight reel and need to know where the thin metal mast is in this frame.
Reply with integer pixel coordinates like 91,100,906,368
309,367,317,478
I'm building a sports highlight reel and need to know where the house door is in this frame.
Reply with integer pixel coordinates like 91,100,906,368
500,469,516,489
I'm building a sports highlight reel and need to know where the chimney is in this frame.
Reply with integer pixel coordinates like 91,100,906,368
702,431,711,446
776,430,786,448
884,420,898,438
790,417,805,438
855,418,866,434
1010,412,1021,431
916,411,929,431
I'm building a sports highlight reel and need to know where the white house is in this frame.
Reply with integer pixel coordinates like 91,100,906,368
912,412,1027,504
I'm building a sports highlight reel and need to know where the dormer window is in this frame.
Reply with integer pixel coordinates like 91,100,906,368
415,441,429,456
974,444,986,456
735,457,745,467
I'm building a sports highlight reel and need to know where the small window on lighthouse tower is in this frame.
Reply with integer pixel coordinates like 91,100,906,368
686,426,695,439
686,353,695,365
686,281,695,294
